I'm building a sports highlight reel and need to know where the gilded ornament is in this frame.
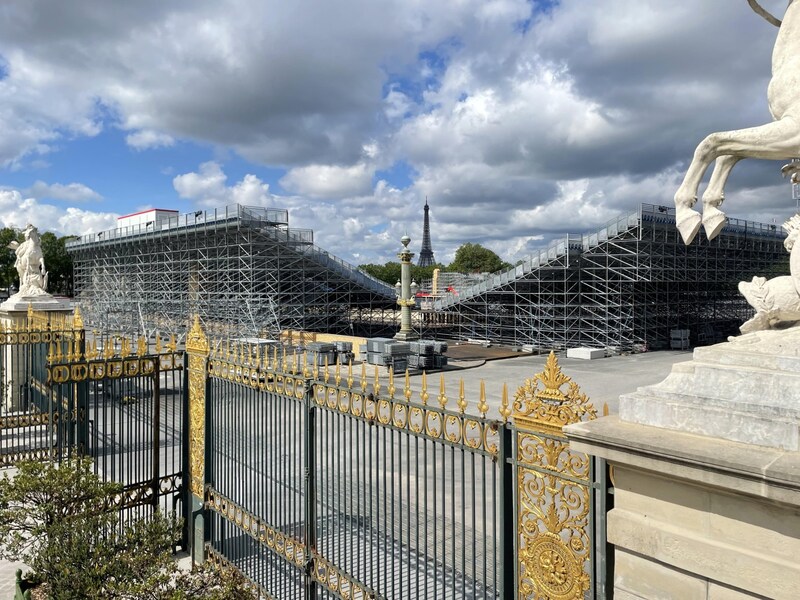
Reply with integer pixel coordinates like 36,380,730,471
513,351,597,432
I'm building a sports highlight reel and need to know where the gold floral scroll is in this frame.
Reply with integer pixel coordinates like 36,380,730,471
513,351,597,600
186,316,210,498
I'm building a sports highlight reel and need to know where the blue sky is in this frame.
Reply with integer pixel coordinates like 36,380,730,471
0,0,795,264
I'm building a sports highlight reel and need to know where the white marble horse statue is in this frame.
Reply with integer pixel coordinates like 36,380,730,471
8,224,48,297
675,0,800,244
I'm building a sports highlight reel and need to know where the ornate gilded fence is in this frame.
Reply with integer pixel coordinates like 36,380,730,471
186,318,609,599
1,309,608,596
0,306,186,538
0,307,83,466
44,329,186,529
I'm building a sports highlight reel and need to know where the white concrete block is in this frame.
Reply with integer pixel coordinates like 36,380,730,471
566,347,605,359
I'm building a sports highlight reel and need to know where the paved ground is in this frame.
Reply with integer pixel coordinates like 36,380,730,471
0,558,25,599
394,345,693,418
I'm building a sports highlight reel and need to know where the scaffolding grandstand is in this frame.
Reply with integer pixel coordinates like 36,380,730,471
67,204,397,338
424,203,789,351
68,202,789,351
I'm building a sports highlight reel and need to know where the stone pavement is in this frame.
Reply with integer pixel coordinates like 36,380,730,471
0,558,26,599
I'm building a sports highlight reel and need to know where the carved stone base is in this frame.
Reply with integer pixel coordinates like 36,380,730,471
618,325,800,450
0,294,72,312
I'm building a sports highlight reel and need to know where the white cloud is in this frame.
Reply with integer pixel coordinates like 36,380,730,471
125,130,175,150
0,189,117,235
173,161,230,206
280,163,373,198
27,180,102,202
0,0,796,266
173,161,277,208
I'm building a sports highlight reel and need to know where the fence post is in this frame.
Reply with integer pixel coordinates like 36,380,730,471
151,359,161,509
185,316,209,564
498,421,516,599
304,379,318,597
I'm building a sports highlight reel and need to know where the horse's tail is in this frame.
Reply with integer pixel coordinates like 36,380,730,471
748,0,782,27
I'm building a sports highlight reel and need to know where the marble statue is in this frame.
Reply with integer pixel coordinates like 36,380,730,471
674,0,800,245
738,214,800,332
7,224,49,297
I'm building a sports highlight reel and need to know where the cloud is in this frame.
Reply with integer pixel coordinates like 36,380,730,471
173,161,277,208
125,130,175,150
27,180,102,202
0,189,117,235
280,163,373,198
0,0,796,266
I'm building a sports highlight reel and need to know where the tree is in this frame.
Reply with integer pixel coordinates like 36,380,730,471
447,243,511,274
359,262,402,285
0,458,254,599
40,232,76,296
0,227,23,289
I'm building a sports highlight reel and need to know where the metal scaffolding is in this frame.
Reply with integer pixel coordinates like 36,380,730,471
428,204,789,351
68,204,397,338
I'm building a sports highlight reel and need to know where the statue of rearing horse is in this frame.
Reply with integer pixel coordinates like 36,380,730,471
675,0,800,244
8,224,48,297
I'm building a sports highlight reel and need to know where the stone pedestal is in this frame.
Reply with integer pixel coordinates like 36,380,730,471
0,295,73,412
565,326,800,600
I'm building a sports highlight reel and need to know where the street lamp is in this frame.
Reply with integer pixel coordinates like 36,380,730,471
394,234,419,341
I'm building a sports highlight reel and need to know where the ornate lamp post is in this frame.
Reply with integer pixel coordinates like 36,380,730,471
394,234,419,341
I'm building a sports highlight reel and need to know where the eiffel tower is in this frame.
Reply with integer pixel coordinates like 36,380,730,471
417,198,435,267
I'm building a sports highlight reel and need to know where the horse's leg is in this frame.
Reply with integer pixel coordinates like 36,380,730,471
675,117,800,244
701,155,741,240
675,149,715,245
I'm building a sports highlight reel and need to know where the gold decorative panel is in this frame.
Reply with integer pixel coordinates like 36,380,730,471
186,316,209,498
514,351,597,600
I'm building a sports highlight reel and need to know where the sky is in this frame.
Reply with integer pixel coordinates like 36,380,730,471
0,0,797,266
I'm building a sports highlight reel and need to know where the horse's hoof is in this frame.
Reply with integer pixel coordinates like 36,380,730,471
703,205,727,240
676,207,702,244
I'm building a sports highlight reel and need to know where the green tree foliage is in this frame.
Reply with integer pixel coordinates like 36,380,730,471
447,243,511,274
0,458,254,600
359,261,448,286
360,262,402,285
0,227,23,289
40,232,76,296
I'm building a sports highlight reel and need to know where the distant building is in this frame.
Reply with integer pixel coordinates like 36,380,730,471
417,199,436,267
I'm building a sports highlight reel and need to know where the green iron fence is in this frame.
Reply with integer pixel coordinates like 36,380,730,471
1,310,609,598
186,318,609,599
0,307,187,540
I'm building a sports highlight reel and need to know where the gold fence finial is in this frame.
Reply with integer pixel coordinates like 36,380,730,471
499,383,512,422
438,375,447,410
478,379,489,419
73,306,84,330
347,360,354,390
388,365,396,398
421,371,429,405
86,338,98,361
458,379,467,414
137,336,147,356
186,315,209,355
360,362,367,393
335,360,342,386
373,365,381,397
404,369,412,402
